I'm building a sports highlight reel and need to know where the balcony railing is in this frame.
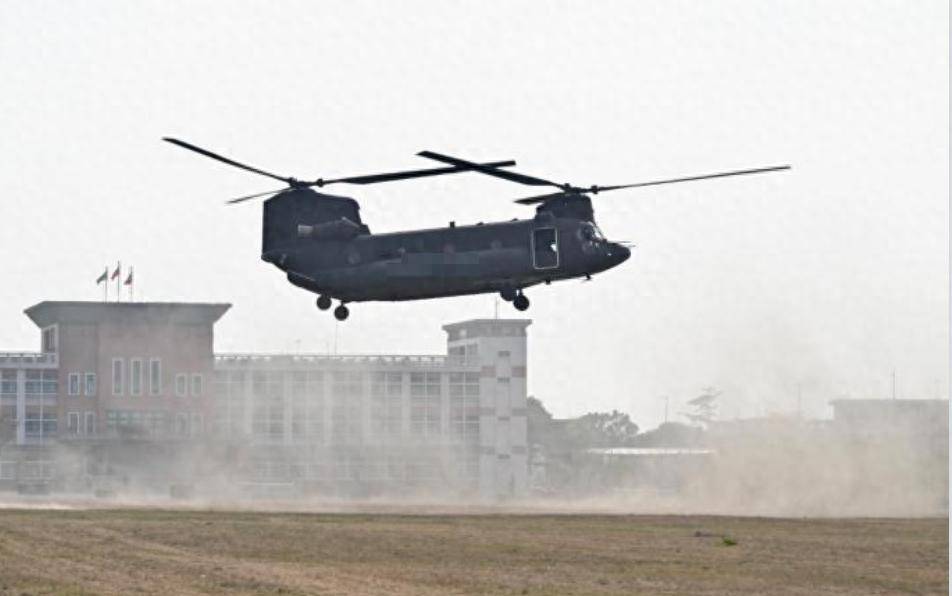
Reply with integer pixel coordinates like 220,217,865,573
214,353,478,368
0,352,58,368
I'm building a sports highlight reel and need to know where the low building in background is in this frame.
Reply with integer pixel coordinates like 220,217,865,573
0,301,529,499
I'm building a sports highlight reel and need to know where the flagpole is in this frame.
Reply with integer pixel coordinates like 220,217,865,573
116,261,121,303
103,267,108,303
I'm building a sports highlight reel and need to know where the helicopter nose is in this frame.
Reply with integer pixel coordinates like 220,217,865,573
608,243,631,265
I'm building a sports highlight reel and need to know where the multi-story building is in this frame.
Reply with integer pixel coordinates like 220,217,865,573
0,301,530,499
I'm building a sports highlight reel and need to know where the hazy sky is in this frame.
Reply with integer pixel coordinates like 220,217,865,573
0,1,947,427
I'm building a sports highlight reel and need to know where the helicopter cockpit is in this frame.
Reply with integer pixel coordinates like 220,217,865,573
578,221,608,254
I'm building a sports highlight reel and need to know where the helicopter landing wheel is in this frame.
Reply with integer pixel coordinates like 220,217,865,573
513,293,530,312
500,288,517,302
316,295,332,310
333,304,350,321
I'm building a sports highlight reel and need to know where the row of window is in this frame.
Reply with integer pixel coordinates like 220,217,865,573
105,409,203,436
109,358,203,397
214,370,485,400
0,370,58,396
67,372,97,396
111,358,162,396
65,411,97,435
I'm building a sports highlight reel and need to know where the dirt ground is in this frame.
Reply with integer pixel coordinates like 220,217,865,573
0,508,946,595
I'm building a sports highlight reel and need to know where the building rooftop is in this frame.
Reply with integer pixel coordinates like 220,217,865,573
443,318,532,340
24,301,232,328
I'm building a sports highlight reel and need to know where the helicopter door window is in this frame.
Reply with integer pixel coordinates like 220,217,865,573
532,228,559,270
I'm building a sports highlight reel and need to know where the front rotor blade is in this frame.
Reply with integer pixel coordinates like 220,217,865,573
418,151,562,188
225,187,291,205
163,137,293,184
324,160,517,185
594,165,791,193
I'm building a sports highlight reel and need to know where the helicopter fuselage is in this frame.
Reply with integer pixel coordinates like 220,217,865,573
264,191,630,303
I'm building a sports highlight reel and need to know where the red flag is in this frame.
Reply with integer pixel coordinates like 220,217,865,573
124,268,134,286
110,263,121,280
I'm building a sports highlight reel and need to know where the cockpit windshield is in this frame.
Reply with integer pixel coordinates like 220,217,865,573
590,223,606,241
579,222,606,243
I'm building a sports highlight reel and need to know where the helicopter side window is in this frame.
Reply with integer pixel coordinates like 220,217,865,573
532,227,559,269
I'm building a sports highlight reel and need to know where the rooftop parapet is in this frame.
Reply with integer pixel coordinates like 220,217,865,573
0,352,58,368
214,353,479,369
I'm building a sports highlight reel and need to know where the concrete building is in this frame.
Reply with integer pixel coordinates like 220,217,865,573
0,301,529,499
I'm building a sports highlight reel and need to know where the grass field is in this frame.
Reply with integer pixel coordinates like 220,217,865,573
0,508,946,595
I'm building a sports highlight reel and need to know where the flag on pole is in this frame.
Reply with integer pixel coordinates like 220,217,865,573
111,261,121,302
124,266,135,301
96,266,109,302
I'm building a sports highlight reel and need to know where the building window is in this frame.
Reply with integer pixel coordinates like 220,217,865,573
371,371,403,438
24,410,57,437
85,411,96,435
175,412,189,436
84,372,97,396
216,370,248,438
191,374,203,397
41,326,57,353
331,371,363,445
112,358,124,395
190,413,204,436
252,371,284,442
149,359,161,395
0,370,16,396
175,374,187,397
68,373,80,396
450,372,480,443
67,412,80,435
25,370,57,395
130,359,142,396
410,372,442,438
290,371,324,442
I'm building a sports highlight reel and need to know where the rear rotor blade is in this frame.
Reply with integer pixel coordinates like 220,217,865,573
324,160,517,186
225,187,291,205
418,151,562,188
163,137,293,184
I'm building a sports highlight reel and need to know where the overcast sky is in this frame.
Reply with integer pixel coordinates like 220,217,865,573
0,1,947,427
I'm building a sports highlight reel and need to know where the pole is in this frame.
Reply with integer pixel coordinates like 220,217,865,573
892,369,896,400
115,261,121,303
663,396,669,424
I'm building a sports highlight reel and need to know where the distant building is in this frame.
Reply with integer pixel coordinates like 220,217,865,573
830,398,949,439
0,301,529,499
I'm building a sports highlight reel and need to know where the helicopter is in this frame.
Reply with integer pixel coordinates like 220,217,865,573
164,138,789,321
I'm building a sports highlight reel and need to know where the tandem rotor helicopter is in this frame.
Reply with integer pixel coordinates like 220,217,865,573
164,138,789,321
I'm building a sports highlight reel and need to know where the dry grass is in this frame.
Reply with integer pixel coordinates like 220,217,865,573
0,508,946,595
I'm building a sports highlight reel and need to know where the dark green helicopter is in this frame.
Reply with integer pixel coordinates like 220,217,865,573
164,138,788,321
